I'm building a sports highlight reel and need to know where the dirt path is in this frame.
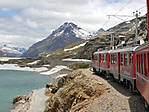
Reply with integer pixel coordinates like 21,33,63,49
28,88,48,112
80,69,146,112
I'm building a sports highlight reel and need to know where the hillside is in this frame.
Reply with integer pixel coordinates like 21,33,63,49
75,15,147,59
22,22,91,57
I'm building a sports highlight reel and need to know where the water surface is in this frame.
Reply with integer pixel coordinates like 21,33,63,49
0,70,53,112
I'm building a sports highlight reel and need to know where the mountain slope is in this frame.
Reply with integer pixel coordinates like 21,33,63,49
75,15,147,59
22,22,91,57
0,44,26,57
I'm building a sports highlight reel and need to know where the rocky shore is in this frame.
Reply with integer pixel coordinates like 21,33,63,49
11,93,32,112
44,69,107,112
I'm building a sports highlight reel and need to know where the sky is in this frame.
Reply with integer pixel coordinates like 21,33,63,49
0,0,147,48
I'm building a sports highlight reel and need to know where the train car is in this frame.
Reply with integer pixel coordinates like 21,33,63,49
109,47,138,92
119,47,138,92
135,0,149,109
135,43,149,109
92,51,100,73
92,50,111,77
109,49,120,80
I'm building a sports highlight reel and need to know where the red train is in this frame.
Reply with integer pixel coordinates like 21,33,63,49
93,46,138,92
92,0,149,109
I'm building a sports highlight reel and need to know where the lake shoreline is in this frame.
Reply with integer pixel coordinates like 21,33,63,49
0,70,52,112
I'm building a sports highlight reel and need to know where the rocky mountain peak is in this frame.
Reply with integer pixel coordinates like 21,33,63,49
22,22,91,57
50,22,91,40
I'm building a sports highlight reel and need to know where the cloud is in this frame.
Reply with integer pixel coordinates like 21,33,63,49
0,0,147,48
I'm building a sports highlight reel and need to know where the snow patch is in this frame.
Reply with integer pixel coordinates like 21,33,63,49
40,65,71,75
42,64,50,67
54,30,64,37
73,29,90,40
64,43,86,52
27,60,40,65
0,64,48,72
140,39,145,45
62,58,91,62
119,35,125,38
0,57,21,61
56,74,68,79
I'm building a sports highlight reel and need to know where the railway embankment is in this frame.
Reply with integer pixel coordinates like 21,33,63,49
44,69,146,112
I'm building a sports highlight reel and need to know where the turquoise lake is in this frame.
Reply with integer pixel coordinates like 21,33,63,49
0,70,54,112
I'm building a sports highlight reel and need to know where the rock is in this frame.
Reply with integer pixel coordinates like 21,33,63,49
46,83,58,94
44,70,106,112
12,94,32,109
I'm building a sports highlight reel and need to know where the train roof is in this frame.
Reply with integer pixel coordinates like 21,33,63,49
110,46,138,53
93,46,139,55
135,42,149,51
94,50,112,54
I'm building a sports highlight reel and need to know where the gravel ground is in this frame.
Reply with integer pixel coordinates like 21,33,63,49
28,88,48,112
80,69,147,112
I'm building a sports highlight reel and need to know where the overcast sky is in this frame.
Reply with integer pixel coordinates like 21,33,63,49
0,0,147,48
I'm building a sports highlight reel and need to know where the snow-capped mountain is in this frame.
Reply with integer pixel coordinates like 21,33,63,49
51,22,91,39
22,22,92,57
93,28,105,36
0,44,26,57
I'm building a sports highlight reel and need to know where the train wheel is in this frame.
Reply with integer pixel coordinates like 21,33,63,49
145,100,149,110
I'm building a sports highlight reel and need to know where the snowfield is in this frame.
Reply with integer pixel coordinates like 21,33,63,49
62,58,91,62
64,43,86,52
0,57,21,61
40,65,71,75
73,28,91,40
0,64,48,72
27,60,40,65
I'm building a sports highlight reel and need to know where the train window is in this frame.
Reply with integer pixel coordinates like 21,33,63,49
115,54,117,64
95,55,98,61
139,55,141,73
111,55,112,64
137,55,139,72
144,54,148,77
124,54,127,66
121,54,123,65
146,53,149,77
113,54,115,64
104,54,106,62
111,54,113,64
129,53,133,65
141,54,144,74
112,54,116,64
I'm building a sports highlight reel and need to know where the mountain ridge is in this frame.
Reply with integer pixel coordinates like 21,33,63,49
22,22,91,57
0,44,26,57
